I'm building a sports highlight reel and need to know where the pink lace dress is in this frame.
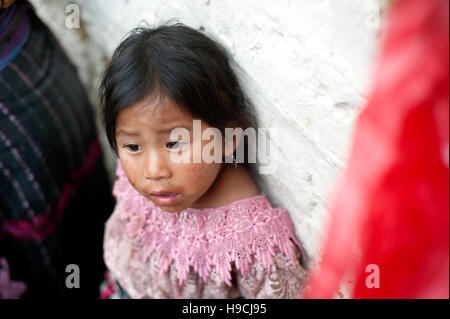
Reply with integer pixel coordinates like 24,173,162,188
102,163,308,298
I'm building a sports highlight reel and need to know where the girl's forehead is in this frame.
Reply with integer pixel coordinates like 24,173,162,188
117,96,193,128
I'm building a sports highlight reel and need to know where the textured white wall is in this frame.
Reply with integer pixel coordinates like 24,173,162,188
29,0,385,297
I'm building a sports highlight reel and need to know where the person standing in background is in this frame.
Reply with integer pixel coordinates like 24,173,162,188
0,0,115,298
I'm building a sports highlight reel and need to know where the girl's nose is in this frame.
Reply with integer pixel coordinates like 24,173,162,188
143,151,172,180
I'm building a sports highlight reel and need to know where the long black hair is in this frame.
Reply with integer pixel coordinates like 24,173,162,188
99,23,258,167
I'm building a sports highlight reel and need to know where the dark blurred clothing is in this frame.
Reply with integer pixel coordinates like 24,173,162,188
0,1,115,298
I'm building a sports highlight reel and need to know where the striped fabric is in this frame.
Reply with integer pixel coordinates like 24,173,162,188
0,1,30,72
0,1,115,298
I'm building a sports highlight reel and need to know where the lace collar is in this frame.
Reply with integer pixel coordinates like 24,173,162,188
113,162,303,286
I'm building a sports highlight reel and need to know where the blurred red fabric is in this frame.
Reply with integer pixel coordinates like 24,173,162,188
305,0,449,298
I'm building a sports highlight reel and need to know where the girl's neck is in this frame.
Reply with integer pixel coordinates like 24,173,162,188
190,163,260,209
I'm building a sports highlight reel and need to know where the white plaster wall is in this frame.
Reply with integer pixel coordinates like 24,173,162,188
29,0,385,297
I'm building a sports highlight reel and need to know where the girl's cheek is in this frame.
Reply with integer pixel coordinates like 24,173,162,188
119,154,130,171
180,163,204,175
183,164,220,187
119,156,138,184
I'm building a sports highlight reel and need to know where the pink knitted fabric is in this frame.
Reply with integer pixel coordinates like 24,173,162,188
0,257,27,299
103,162,307,298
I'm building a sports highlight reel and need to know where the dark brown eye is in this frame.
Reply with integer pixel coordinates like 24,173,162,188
166,141,180,150
124,144,142,152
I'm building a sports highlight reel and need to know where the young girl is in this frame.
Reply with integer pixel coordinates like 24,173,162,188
99,23,308,299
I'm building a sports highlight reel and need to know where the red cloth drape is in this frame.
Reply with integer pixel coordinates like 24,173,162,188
305,0,449,298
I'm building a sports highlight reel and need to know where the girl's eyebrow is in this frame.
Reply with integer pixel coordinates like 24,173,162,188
116,125,192,137
116,130,141,137
156,125,192,134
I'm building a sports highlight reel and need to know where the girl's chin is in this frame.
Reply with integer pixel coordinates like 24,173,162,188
152,196,190,213
156,205,186,213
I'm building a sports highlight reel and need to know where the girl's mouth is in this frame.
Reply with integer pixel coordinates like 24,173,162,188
149,192,182,206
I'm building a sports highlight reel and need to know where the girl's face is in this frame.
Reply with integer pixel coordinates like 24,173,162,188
115,95,224,213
